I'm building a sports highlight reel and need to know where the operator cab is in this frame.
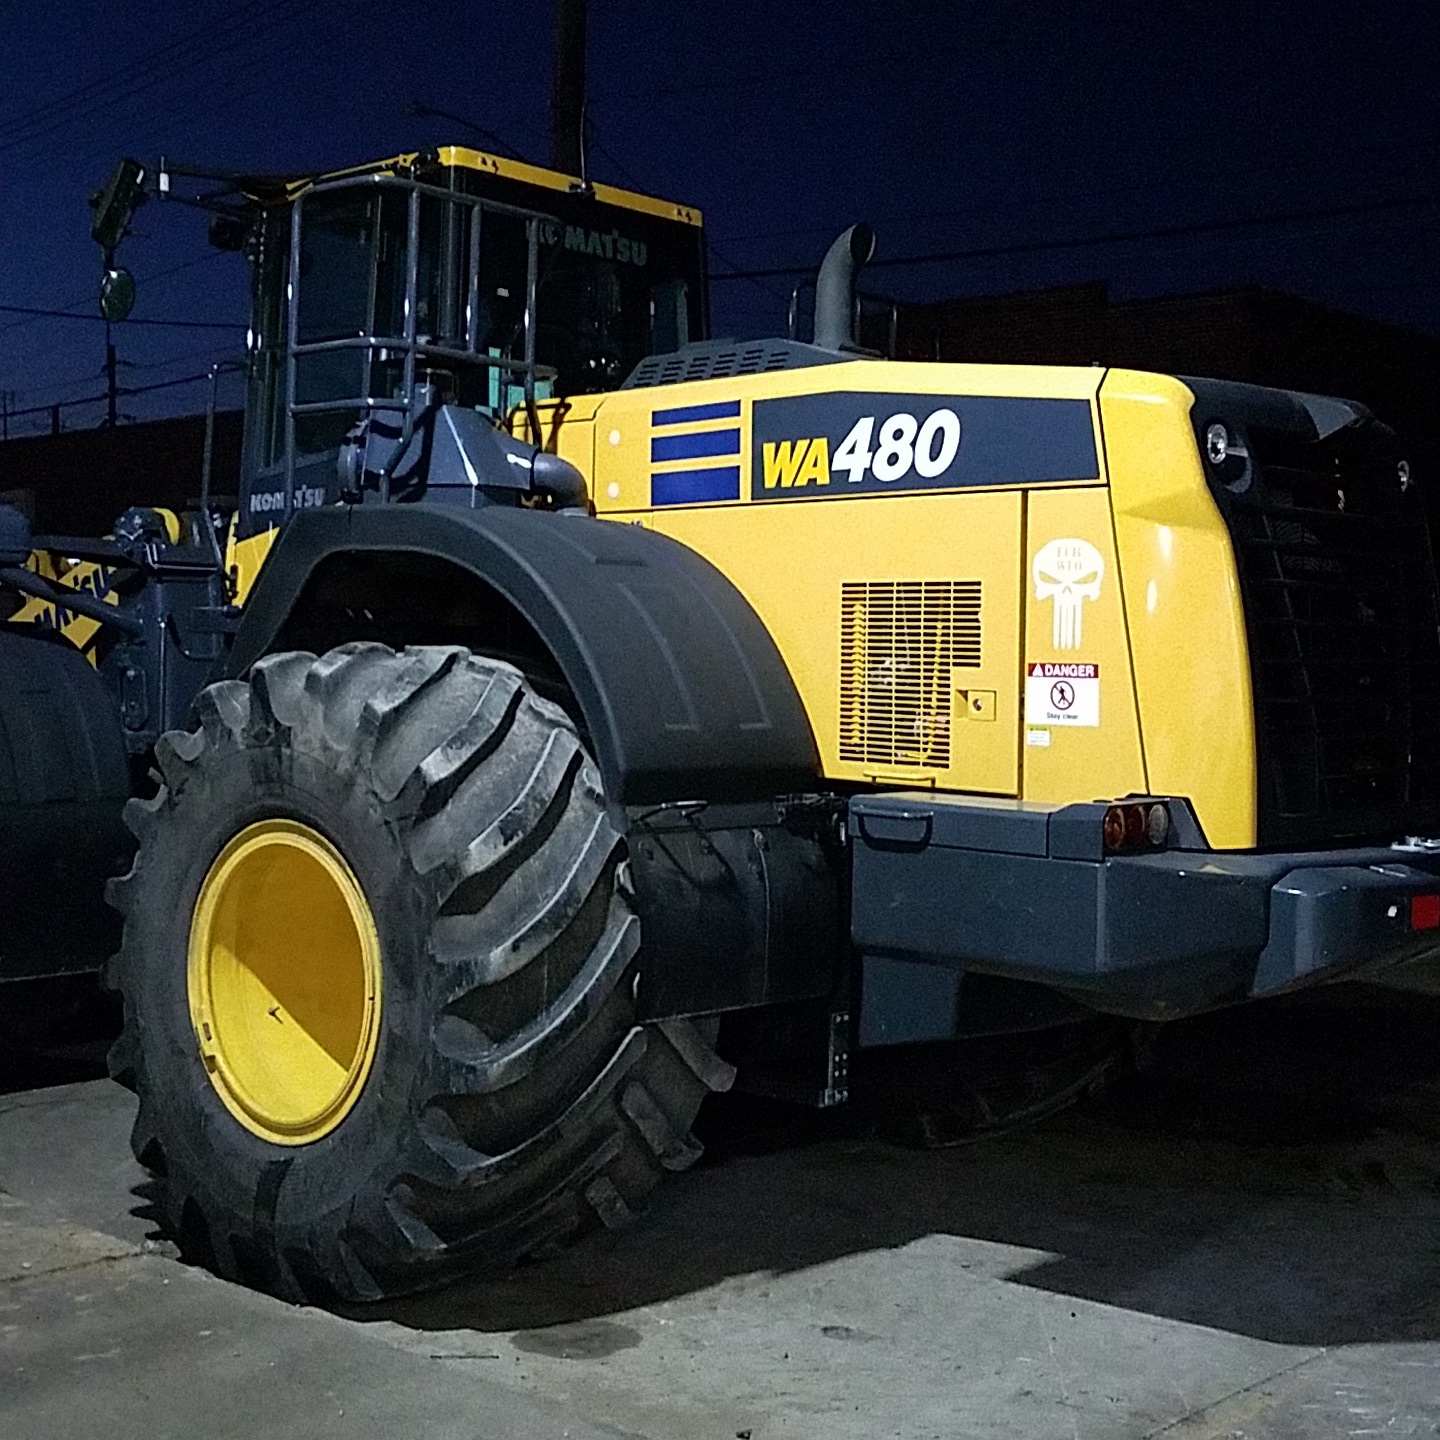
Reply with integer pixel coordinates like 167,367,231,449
238,146,707,528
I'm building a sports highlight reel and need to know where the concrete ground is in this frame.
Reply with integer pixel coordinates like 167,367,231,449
2,992,1440,1439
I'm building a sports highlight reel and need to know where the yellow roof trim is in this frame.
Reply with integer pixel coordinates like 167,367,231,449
275,147,702,227
436,146,702,226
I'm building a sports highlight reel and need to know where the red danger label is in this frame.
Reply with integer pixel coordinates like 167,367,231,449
1027,662,1099,679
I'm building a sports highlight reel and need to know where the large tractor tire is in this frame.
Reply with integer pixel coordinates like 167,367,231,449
105,644,732,1302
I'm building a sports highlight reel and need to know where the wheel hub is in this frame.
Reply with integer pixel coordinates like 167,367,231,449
187,819,382,1146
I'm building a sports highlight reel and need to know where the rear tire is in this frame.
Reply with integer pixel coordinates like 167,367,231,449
105,644,731,1302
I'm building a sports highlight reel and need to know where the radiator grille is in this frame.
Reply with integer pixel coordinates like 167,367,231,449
1191,382,1440,846
839,580,982,769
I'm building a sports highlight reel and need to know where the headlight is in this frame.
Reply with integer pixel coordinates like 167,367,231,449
1206,422,1230,466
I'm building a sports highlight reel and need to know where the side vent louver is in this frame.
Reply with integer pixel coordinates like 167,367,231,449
839,580,982,770
622,338,844,389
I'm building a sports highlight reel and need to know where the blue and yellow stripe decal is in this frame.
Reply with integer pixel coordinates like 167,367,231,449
649,399,741,506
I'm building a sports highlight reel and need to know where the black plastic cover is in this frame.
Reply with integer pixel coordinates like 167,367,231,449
227,504,820,804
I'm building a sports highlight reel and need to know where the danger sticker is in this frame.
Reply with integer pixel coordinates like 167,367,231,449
1025,661,1099,727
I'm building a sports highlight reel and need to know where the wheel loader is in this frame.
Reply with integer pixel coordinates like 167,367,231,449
2,144,1438,1302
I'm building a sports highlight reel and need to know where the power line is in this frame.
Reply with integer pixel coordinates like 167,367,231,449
709,138,1440,250
7,335,242,403
405,101,528,160
584,122,791,304
0,250,231,336
3,367,242,423
0,0,312,155
0,302,241,330
0,5,292,139
711,190,1440,282
127,340,245,374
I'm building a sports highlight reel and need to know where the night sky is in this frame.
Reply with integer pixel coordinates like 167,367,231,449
0,0,1435,435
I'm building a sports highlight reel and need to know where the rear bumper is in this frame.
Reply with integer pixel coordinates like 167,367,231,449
849,793,1440,1021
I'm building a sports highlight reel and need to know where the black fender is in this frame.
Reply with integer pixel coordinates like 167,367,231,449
227,504,820,805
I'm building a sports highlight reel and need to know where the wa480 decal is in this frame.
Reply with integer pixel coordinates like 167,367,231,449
749,392,1100,501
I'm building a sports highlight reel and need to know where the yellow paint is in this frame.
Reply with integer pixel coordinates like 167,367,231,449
10,557,122,658
1022,487,1147,806
507,395,601,484
565,358,1260,841
436,147,703,226
762,439,807,489
227,527,278,607
188,819,383,1147
270,147,702,227
1101,370,1256,848
575,361,1099,796
10,508,179,658
762,437,832,490
651,489,1025,795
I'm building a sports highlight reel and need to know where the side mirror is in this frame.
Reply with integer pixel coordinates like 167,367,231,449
99,267,136,323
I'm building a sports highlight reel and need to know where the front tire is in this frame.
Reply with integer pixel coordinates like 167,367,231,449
105,644,731,1302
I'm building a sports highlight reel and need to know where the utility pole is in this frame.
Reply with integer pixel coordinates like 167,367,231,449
104,321,119,428
550,0,587,177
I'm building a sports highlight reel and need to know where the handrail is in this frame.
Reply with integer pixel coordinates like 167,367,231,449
282,170,558,516
287,333,557,378
201,357,246,579
303,169,562,228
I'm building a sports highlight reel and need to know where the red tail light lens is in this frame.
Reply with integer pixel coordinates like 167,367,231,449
1410,894,1440,931
1103,801,1171,853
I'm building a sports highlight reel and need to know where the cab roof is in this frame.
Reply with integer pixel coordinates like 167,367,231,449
242,145,702,228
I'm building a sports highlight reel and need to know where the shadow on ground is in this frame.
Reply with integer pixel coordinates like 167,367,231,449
350,991,1440,1350
18,969,1427,1351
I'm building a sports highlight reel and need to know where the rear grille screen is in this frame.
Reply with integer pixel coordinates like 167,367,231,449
1191,382,1440,846
839,580,982,769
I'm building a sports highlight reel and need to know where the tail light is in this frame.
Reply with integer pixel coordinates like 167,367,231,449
1103,801,1170,854
1410,894,1440,931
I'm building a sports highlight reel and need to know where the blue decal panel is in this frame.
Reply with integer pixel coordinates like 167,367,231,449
750,392,1099,501
651,465,741,506
650,399,742,506
652,399,741,426
652,428,742,463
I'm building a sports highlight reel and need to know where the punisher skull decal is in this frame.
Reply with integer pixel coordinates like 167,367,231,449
1033,538,1104,651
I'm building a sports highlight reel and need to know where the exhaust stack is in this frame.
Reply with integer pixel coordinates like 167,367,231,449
813,223,876,352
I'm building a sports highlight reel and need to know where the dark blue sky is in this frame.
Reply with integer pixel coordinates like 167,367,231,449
1,0,1436,434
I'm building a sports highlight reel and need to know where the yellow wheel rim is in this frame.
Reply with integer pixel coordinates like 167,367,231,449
188,820,383,1146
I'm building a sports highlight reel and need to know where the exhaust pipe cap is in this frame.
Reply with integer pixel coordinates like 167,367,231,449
813,223,876,353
